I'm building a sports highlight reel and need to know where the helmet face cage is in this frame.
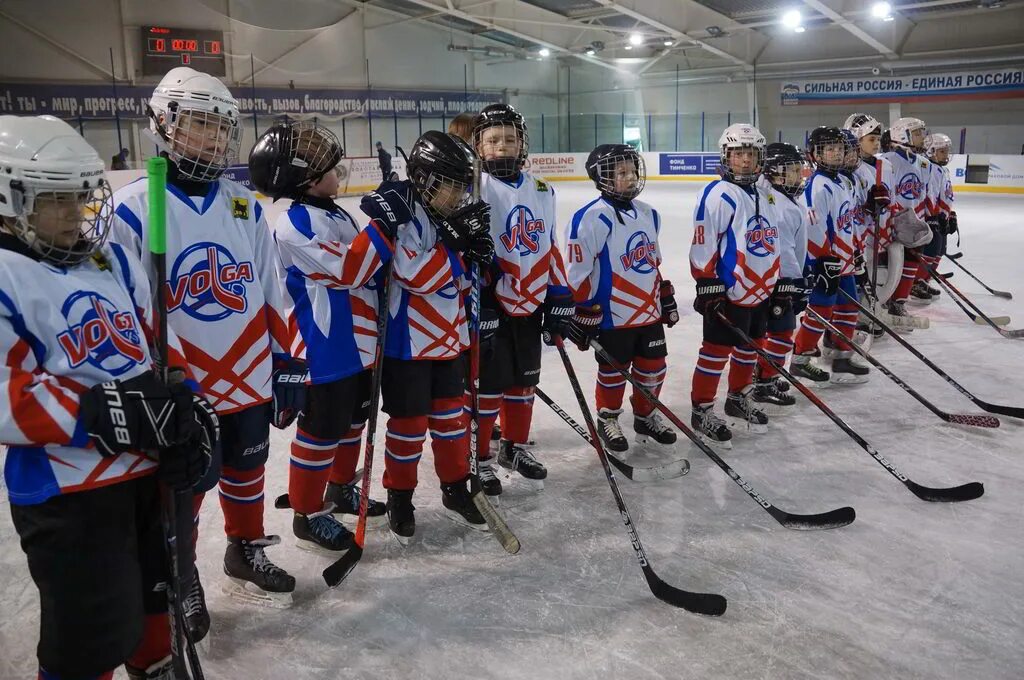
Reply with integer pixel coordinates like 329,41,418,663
6,181,113,266
288,121,342,187
591,151,645,201
474,119,529,179
415,170,472,220
925,134,952,166
160,106,241,181
841,131,860,170
720,144,764,185
766,159,807,197
809,137,850,172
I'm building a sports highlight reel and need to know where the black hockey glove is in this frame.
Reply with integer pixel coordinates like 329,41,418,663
933,213,950,236
435,201,490,254
693,278,727,315
853,249,866,277
541,292,575,346
464,227,495,267
79,371,198,457
865,183,890,212
793,276,813,314
478,304,500,345
769,278,799,320
359,180,414,239
812,256,842,296
948,211,958,235
566,305,603,351
159,392,219,490
272,357,308,429
660,280,679,328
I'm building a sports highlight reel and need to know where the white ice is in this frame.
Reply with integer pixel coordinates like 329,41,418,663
2,182,1024,680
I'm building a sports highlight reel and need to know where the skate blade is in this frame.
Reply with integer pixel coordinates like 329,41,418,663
696,433,733,450
496,466,545,491
295,537,352,557
338,512,389,530
444,508,491,532
725,416,768,434
390,529,415,546
908,297,935,306
753,402,795,417
634,434,677,448
830,374,870,385
222,578,293,609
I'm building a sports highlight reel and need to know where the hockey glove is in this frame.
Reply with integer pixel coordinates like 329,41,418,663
541,292,575,346
79,372,198,457
812,256,842,296
660,280,679,328
793,276,813,314
865,183,890,212
948,211,958,235
566,305,603,351
693,278,727,315
272,357,308,429
359,180,414,239
159,392,219,490
478,305,500,345
435,201,490,253
769,278,799,320
464,227,495,267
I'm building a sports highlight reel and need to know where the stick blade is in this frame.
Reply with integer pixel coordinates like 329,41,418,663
473,493,521,554
608,452,690,481
993,291,1013,300
643,567,727,616
945,413,1000,428
974,315,1010,327
773,505,856,531
1000,328,1024,339
907,480,984,503
323,545,363,588
977,401,1024,419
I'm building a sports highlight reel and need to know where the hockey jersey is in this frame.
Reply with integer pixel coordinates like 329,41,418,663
563,196,663,329
274,201,393,384
480,171,570,316
804,170,857,274
0,240,189,505
880,148,935,219
840,170,868,249
929,163,955,218
385,201,470,361
110,177,292,415
757,177,808,280
691,179,782,307
853,156,896,250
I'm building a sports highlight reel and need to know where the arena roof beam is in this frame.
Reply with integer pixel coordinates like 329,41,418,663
800,0,900,58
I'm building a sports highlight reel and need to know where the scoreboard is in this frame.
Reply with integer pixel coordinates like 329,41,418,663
142,26,226,77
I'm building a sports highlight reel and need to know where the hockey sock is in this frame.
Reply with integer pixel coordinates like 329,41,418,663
727,345,758,394
793,303,832,354
327,423,365,486
287,429,338,515
831,305,859,349
893,261,919,301
595,358,628,412
691,342,729,405
499,387,535,444
219,465,265,540
382,415,427,490
38,669,114,680
758,330,794,379
466,390,501,459
629,356,667,417
126,613,171,672
429,397,470,484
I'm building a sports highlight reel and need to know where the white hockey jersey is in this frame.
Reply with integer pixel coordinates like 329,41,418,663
480,171,570,315
880,148,935,219
274,201,392,384
804,170,857,275
110,177,292,415
929,163,955,218
563,196,663,329
757,177,808,280
0,239,190,505
853,156,896,250
691,179,782,307
840,170,868,249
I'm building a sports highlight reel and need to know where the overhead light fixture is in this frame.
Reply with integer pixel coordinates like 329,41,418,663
795,25,806,32
629,32,644,46
782,9,803,30
872,1,893,20
585,48,596,56
624,44,633,50
538,47,550,57
663,39,674,46
706,25,726,38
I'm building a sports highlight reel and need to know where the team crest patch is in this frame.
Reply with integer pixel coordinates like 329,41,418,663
767,193,775,205
56,291,146,375
534,178,549,192
166,242,255,321
232,197,250,219
745,215,778,257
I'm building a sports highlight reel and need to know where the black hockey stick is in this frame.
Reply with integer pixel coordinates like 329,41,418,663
924,262,1021,337
943,253,1013,299
806,308,999,428
716,311,984,503
947,251,963,260
534,387,690,482
842,290,1024,420
554,337,726,615
590,340,855,530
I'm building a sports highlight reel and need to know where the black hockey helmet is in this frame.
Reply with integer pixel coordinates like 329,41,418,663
248,120,342,201
406,130,477,219
763,142,806,197
586,143,645,201
473,103,529,179
806,125,848,172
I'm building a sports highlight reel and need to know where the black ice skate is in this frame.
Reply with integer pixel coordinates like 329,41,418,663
293,504,354,555
440,476,489,531
387,489,416,545
498,439,547,490
477,456,502,497
597,408,629,452
223,536,295,609
790,354,831,384
491,424,536,446
910,280,934,304
752,377,797,415
126,658,175,680
324,480,387,528
633,411,677,446
182,567,211,643
724,387,770,434
831,352,871,385
885,299,926,330
691,402,732,449
925,281,941,297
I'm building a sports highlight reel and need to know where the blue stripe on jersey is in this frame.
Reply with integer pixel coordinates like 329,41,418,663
287,204,316,240
720,191,737,211
284,271,363,383
803,175,816,207
597,212,613,232
5,446,61,505
254,200,263,223
107,242,136,304
652,209,661,235
596,243,614,329
446,246,465,281
364,223,394,266
166,181,219,216
695,180,721,221
115,203,143,239
0,288,47,366
718,214,738,289
569,198,602,239
384,288,413,359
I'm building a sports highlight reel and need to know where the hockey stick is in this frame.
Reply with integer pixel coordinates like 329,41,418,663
147,157,205,680
715,311,984,503
534,387,690,482
947,251,963,260
590,340,855,530
554,337,726,615
924,262,1021,337
943,254,1013,299
807,308,999,428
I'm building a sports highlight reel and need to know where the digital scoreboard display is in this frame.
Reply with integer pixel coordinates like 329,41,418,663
142,26,226,77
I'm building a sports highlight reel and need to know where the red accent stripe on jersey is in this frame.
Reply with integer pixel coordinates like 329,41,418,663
178,313,271,411
7,339,70,444
408,296,464,358
398,247,452,295
609,273,660,327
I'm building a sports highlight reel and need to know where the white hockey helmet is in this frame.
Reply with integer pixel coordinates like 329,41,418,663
843,113,882,140
0,115,113,266
889,117,927,151
147,67,241,181
718,123,766,185
924,132,953,166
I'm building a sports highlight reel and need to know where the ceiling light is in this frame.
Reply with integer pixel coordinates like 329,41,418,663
871,2,892,18
629,33,643,46
782,9,803,29
538,47,550,57
624,44,633,50
585,48,596,56
663,39,674,46
706,25,726,38
794,25,806,32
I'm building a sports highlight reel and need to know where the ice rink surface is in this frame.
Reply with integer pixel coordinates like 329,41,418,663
2,181,1023,680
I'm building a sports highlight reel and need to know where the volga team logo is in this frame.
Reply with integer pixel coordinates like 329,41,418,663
619,231,657,273
57,291,145,375
837,200,855,235
499,205,545,255
167,242,255,322
745,215,777,257
897,173,924,200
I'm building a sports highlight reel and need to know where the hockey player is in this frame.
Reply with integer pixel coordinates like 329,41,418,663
448,111,477,144
109,68,300,633
0,115,216,679
561,144,678,453
689,124,781,448
359,130,495,543
471,103,572,492
248,120,391,556
918,132,957,300
752,143,808,412
790,126,869,385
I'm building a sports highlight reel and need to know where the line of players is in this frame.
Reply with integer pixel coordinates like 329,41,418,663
0,62,956,679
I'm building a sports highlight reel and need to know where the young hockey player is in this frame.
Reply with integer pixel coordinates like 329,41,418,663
359,130,495,543
918,132,957,299
752,143,808,412
689,124,781,448
448,111,477,144
789,126,869,385
0,115,216,680
561,144,678,453
109,67,302,633
471,104,572,492
248,120,391,557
